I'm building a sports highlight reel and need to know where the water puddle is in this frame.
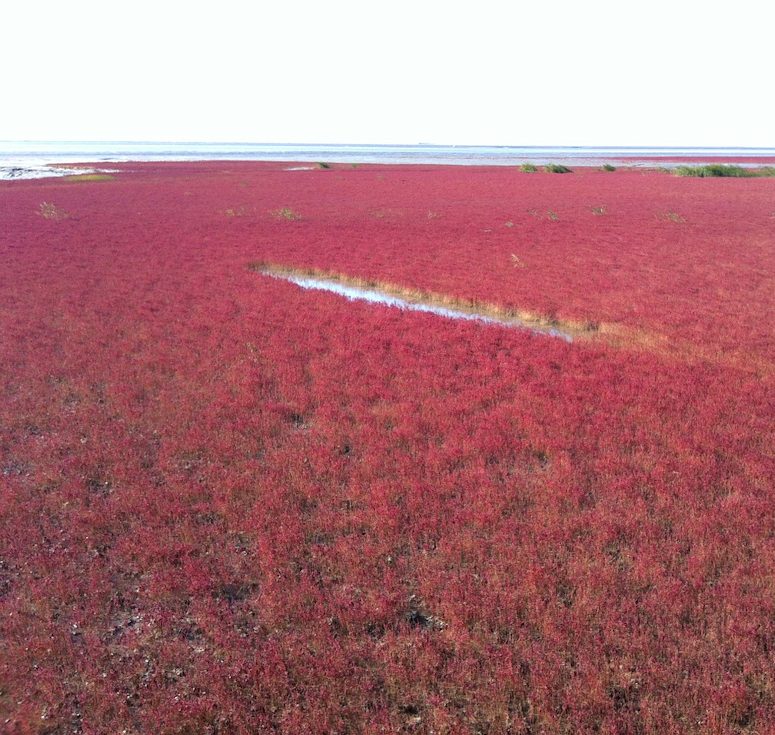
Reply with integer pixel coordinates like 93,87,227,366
259,269,573,341
0,164,119,181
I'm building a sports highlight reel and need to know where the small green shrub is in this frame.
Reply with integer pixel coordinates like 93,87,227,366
316,162,332,170
545,164,573,174
675,164,750,178
673,164,775,178
602,164,616,172
520,163,538,173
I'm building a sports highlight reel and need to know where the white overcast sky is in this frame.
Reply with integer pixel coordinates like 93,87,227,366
2,0,773,146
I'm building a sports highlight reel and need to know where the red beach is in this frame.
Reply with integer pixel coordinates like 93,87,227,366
1,161,773,733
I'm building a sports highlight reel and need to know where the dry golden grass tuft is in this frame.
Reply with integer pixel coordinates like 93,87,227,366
64,173,115,183
528,209,560,221
38,202,68,220
595,323,773,376
271,207,301,221
661,211,686,223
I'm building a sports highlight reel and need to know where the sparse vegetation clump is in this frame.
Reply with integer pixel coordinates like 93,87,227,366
64,173,115,183
527,208,561,221
38,202,68,220
676,164,749,177
602,163,617,172
316,162,332,169
661,211,686,223
545,164,573,173
520,163,538,173
674,164,775,178
271,206,301,220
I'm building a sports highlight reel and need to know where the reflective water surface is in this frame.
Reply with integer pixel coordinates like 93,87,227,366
3,141,774,179
264,271,574,341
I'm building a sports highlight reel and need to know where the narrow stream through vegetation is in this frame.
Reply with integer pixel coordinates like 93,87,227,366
261,270,574,341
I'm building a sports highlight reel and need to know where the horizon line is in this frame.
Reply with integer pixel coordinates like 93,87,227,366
2,140,775,150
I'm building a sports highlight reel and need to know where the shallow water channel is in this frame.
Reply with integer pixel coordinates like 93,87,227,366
263,270,573,341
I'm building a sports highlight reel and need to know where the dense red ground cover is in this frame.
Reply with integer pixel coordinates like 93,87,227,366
1,163,773,734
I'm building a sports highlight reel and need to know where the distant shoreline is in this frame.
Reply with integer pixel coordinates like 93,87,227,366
2,141,775,175
3,148,775,181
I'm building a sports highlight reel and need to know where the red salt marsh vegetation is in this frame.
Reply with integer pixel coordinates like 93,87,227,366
0,162,773,734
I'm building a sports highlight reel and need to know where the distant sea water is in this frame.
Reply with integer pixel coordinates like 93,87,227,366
2,141,775,180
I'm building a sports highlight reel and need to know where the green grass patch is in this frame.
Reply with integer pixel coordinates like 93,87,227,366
64,173,115,183
520,163,538,173
602,164,616,172
316,162,332,169
545,164,573,174
674,164,775,178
